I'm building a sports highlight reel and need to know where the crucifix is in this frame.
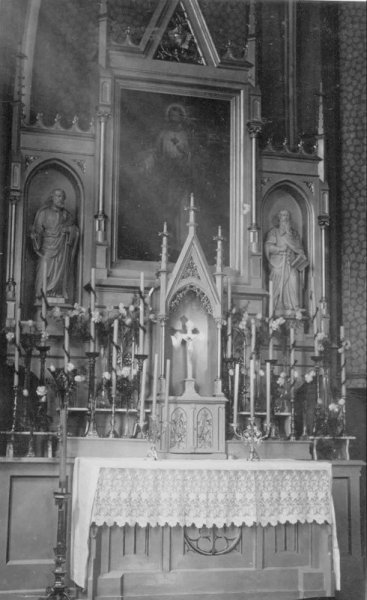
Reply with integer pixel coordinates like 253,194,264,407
171,316,200,381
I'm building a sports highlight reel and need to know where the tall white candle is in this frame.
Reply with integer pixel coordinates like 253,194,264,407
310,285,319,356
14,307,21,388
290,326,295,396
139,359,147,427
164,359,170,424
90,267,96,352
251,318,256,354
233,362,239,424
41,260,47,333
64,315,70,371
268,281,274,360
249,357,255,419
340,325,347,398
226,277,232,357
139,272,144,353
266,360,271,426
111,318,118,397
151,353,158,418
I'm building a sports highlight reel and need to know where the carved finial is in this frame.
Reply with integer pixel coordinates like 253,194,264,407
186,193,198,233
214,226,224,274
159,221,169,271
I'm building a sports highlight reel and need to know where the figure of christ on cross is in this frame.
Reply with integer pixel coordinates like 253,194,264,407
171,316,200,381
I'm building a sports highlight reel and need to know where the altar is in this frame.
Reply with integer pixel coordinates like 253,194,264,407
71,457,339,600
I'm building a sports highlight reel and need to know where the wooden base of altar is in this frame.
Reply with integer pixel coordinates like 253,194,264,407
87,522,333,600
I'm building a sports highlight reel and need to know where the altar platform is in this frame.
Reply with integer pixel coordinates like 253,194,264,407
71,457,340,600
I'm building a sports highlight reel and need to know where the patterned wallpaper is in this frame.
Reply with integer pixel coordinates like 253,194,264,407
338,2,366,386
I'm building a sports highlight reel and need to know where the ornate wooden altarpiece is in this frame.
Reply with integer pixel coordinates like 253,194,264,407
0,2,360,600
2,0,346,461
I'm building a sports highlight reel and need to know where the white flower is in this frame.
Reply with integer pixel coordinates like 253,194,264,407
328,402,338,412
74,375,85,383
49,364,56,372
52,307,61,318
27,319,35,327
293,370,299,379
66,362,75,372
305,371,315,383
124,317,132,326
316,331,327,341
259,369,265,377
129,304,135,313
338,398,346,406
295,309,303,320
119,303,126,317
256,313,262,320
317,397,323,405
6,331,15,342
120,366,131,379
22,389,29,397
106,304,114,313
41,331,49,341
228,368,234,377
239,318,247,331
280,371,286,378
277,377,285,386
36,385,47,396
91,310,102,323
103,371,111,380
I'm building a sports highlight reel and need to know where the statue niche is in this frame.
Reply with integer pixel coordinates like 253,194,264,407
24,163,81,312
262,187,309,316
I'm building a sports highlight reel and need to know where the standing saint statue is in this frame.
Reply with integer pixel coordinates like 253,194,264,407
264,209,308,313
30,188,79,301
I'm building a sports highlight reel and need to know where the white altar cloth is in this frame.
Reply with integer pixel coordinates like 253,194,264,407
71,458,340,590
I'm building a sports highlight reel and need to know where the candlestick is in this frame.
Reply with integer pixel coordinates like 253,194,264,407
249,357,255,419
164,359,170,424
152,353,158,418
265,360,271,426
268,281,274,360
89,267,96,352
233,362,240,424
251,318,256,354
63,315,70,372
289,326,296,440
14,306,21,388
310,284,319,356
111,318,118,397
226,277,232,357
41,260,48,334
139,358,147,428
340,325,347,398
139,272,144,353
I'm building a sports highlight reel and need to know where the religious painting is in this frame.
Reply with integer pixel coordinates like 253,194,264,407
116,89,230,263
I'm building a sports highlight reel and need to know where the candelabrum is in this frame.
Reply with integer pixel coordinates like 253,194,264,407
46,391,72,600
311,355,325,436
84,351,100,438
231,418,269,461
144,415,164,459
223,357,237,434
133,354,148,438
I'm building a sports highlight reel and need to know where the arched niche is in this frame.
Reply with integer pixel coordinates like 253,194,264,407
261,183,311,311
167,289,217,397
22,161,83,318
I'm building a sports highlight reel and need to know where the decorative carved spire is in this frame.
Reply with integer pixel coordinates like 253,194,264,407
186,193,198,235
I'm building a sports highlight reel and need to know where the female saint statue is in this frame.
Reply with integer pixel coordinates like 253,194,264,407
265,209,308,314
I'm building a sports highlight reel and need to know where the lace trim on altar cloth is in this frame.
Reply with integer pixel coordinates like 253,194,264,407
91,467,333,529
70,458,339,591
